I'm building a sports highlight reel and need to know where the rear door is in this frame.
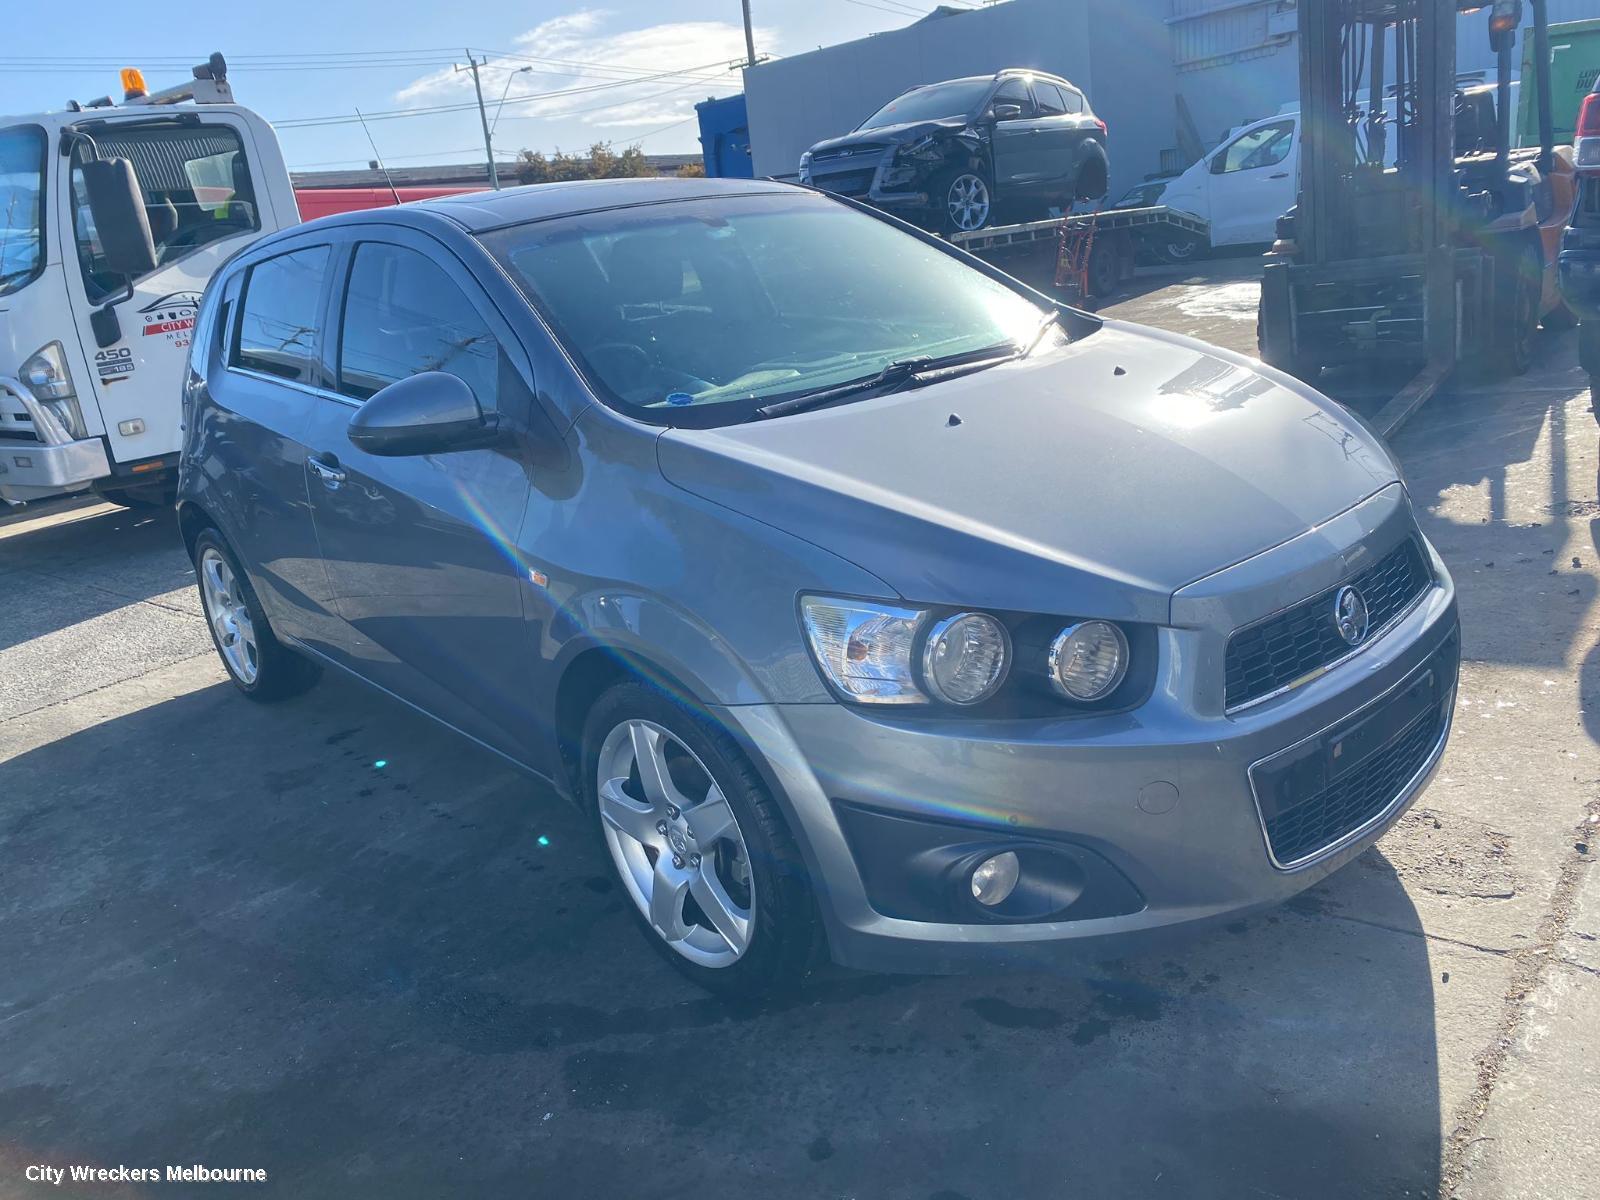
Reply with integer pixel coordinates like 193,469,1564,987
61,116,285,471
988,77,1046,188
1204,118,1297,246
301,228,535,754
1029,80,1083,190
203,242,342,646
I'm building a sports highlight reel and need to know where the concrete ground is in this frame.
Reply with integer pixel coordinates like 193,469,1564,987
2,261,1597,1199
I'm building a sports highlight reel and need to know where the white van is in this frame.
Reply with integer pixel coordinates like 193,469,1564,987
1154,112,1303,260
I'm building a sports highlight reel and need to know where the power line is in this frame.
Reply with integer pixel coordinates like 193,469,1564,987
274,57,740,129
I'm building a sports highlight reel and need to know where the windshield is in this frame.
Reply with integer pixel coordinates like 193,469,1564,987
483,193,1052,427
0,126,45,298
857,79,992,131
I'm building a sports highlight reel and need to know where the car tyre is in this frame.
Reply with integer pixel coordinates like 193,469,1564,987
1153,234,1204,266
939,169,995,233
191,527,321,702
1490,240,1542,377
583,681,821,999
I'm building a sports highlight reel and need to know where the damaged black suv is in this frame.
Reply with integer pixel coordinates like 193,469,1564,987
799,69,1108,233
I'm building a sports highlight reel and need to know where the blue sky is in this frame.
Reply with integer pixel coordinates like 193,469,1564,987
0,0,918,172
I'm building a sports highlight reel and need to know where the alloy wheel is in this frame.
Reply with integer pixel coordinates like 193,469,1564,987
596,719,755,967
199,547,259,685
947,174,992,232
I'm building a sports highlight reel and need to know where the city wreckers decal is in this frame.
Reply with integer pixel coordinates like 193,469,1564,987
138,291,201,346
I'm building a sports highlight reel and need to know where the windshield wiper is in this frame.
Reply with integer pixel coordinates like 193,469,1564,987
752,342,1025,421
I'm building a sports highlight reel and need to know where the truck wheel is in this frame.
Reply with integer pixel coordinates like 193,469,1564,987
1086,238,1120,298
583,681,821,999
191,527,321,702
1154,234,1203,266
939,170,994,233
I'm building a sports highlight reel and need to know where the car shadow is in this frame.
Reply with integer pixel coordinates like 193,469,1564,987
0,666,1441,1199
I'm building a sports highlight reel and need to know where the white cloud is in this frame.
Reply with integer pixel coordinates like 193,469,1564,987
395,8,768,145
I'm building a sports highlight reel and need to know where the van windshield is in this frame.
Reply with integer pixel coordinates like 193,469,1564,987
482,192,1053,427
0,126,45,298
858,79,992,130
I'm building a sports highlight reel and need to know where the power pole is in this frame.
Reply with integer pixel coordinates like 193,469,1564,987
740,0,757,68
456,51,501,190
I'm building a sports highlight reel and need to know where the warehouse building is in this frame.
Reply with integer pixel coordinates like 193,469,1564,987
743,0,1594,198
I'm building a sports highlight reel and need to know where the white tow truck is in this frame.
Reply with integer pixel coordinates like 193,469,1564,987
0,56,298,506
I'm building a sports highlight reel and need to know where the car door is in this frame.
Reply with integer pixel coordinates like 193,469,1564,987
203,243,343,648
301,229,536,755
1204,118,1297,246
1028,80,1079,189
987,77,1045,188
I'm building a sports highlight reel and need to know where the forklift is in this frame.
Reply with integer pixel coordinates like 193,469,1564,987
1258,0,1573,434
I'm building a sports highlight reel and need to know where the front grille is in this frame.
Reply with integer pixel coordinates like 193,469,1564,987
811,168,876,197
812,142,888,163
1263,699,1443,866
1224,538,1430,709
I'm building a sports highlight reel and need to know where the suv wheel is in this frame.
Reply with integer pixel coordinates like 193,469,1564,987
941,170,993,233
192,528,320,701
583,682,820,997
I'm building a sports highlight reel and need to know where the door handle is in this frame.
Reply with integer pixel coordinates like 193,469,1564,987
307,454,346,489
1268,172,1289,179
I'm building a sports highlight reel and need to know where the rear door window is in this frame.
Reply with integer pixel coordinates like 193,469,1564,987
336,242,500,405
1033,83,1067,116
233,245,330,385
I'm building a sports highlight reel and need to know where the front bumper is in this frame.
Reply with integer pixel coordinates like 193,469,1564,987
723,536,1458,973
0,375,108,504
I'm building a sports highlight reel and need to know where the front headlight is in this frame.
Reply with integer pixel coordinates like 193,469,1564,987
20,341,87,440
921,612,1010,705
1048,621,1128,701
898,134,939,159
800,596,926,704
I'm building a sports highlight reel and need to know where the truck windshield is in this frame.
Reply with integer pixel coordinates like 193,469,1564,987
858,79,992,130
482,192,1053,428
0,126,45,298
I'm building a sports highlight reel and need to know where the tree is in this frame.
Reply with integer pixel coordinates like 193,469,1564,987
513,140,658,185
677,160,707,178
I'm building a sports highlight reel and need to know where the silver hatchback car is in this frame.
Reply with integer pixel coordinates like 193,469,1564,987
179,178,1458,997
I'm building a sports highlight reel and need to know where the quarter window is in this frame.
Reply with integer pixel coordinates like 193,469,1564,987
337,243,499,405
1061,87,1086,115
71,125,261,303
233,246,330,385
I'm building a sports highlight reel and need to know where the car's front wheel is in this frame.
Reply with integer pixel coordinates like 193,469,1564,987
583,682,820,997
940,170,994,233
192,527,320,701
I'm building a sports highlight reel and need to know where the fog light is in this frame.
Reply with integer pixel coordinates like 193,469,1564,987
970,851,1020,906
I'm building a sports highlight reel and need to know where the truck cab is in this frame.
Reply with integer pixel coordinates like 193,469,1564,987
0,58,298,506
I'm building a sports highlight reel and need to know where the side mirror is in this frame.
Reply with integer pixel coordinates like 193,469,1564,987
991,103,1024,122
1209,152,1228,175
80,158,158,277
347,371,499,457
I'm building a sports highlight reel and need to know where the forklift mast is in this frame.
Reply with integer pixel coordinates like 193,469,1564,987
1261,0,1560,423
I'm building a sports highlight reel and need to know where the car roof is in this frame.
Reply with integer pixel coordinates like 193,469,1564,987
399,176,795,232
